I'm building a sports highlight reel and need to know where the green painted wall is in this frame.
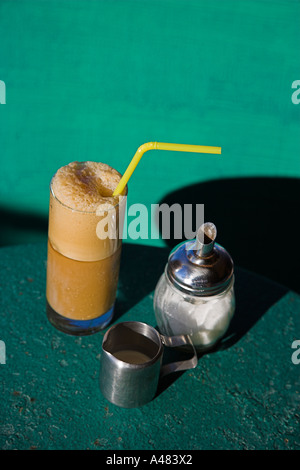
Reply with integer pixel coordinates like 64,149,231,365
0,0,299,247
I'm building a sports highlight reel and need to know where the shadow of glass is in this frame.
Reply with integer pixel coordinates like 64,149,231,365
0,206,48,246
154,177,296,398
158,176,300,294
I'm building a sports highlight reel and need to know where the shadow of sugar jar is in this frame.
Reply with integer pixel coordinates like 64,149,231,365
154,222,235,352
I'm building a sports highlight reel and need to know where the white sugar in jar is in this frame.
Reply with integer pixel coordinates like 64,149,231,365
153,223,235,351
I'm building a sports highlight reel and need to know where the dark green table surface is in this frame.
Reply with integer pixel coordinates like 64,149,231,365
0,242,299,450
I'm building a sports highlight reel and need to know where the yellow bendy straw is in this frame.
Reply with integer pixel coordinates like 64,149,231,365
113,141,221,196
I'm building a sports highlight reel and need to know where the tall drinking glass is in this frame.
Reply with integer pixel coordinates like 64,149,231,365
46,161,127,335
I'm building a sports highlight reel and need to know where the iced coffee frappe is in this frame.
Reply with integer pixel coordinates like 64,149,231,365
46,161,127,335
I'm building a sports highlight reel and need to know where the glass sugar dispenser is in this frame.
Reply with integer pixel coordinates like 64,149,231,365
154,222,235,352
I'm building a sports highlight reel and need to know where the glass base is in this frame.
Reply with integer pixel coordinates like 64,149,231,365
46,300,114,336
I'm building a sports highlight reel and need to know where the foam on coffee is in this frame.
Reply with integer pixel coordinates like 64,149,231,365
48,161,126,262
51,161,122,211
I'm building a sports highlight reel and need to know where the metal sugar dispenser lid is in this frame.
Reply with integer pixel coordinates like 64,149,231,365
166,222,234,297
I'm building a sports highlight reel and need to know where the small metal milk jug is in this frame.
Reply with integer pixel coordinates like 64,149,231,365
154,222,235,352
99,321,198,408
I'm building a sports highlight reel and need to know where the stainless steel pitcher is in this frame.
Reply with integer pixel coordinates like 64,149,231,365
99,321,198,408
